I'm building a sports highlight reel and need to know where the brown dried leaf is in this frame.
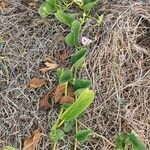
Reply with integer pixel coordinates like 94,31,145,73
23,128,42,150
39,60,58,73
39,67,51,73
67,85,74,98
0,1,7,13
39,91,53,110
54,84,65,102
27,0,37,10
59,96,75,104
43,57,55,63
27,78,46,89
45,62,58,70
60,50,70,61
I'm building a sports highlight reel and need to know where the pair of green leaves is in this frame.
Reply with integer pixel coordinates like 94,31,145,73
65,20,81,47
51,123,91,143
73,0,97,13
50,129,65,142
71,48,87,68
55,10,81,47
115,132,146,150
83,0,98,12
57,68,72,84
38,0,59,17
39,7,81,47
57,47,88,84
75,129,91,142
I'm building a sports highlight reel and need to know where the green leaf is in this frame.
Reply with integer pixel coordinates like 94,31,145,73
83,0,97,12
64,120,75,133
71,48,87,68
115,133,128,150
38,0,58,17
75,129,91,142
57,68,63,79
4,146,16,150
59,69,72,84
50,129,65,142
65,20,81,47
55,10,74,27
73,79,91,90
84,0,95,4
60,88,95,121
61,103,72,110
129,134,146,150
74,88,85,97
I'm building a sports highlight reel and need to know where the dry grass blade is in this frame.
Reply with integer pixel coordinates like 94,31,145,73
23,128,42,150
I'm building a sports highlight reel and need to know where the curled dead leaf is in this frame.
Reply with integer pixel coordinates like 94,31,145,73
67,85,74,98
59,96,75,104
39,59,58,73
39,67,51,73
23,128,42,150
45,62,58,69
39,90,54,110
60,50,70,61
27,78,47,89
54,84,65,103
0,1,7,13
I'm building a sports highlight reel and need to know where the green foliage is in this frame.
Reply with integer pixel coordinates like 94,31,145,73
4,146,16,150
55,10,75,27
75,129,91,142
97,14,104,25
83,0,97,12
58,69,72,84
115,132,146,150
115,133,128,150
39,0,96,149
71,48,87,68
38,0,59,17
65,20,81,47
74,88,85,97
57,68,63,79
64,120,75,133
73,79,91,90
129,134,146,150
60,88,95,121
61,103,72,110
73,0,84,7
50,129,65,142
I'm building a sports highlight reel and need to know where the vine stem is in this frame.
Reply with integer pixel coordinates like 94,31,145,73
65,81,68,97
52,142,57,150
74,118,78,150
52,82,68,150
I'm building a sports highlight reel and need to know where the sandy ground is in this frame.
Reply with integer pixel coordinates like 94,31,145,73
0,0,150,149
